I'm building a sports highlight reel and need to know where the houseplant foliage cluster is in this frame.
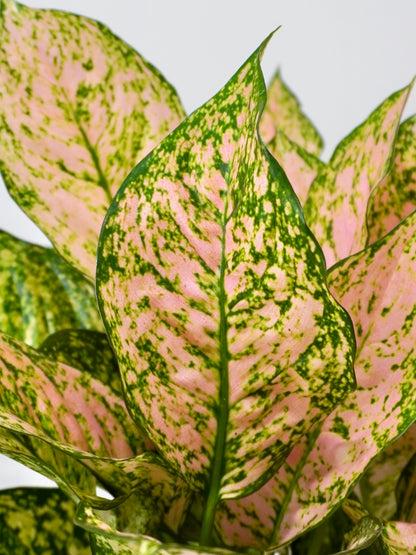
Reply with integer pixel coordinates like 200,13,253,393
0,0,415,553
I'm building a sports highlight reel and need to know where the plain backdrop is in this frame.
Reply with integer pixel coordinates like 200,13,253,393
1,0,415,489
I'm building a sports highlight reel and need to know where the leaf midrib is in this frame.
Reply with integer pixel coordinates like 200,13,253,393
199,196,230,546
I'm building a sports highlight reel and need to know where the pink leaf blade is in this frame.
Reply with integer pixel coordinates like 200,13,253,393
382,522,416,554
213,208,416,548
0,0,185,279
0,331,155,499
275,207,416,543
97,32,355,514
266,129,324,205
304,85,411,267
367,114,416,243
260,70,324,156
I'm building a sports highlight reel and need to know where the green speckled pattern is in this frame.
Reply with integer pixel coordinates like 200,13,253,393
382,522,416,554
304,85,411,268
0,487,91,554
260,71,323,156
367,115,416,243
266,129,324,205
0,230,103,347
0,331,154,500
97,35,355,543
212,208,416,548
0,0,185,279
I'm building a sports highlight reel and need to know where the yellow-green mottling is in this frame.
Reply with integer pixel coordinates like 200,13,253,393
97,32,355,546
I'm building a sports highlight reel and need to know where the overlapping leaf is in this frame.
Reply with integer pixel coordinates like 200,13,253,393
260,71,323,156
0,331,154,500
304,85,411,267
0,230,103,347
212,207,416,548
77,500,242,555
266,130,324,205
0,487,90,554
97,34,355,547
382,522,416,554
39,329,122,396
367,114,416,243
0,0,185,279
358,423,416,520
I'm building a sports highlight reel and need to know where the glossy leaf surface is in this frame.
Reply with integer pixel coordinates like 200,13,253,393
97,35,355,530
261,71,323,156
304,85,411,267
0,487,90,554
367,115,416,243
0,230,103,347
0,0,185,279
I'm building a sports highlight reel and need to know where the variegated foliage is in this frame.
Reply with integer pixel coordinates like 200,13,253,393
97,33,355,547
304,84,412,268
367,114,416,243
260,72,325,205
0,230,103,347
0,1,415,554
209,205,416,550
0,487,90,554
0,0,185,280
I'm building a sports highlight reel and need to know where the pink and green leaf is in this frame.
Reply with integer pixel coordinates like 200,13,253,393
304,85,411,267
97,35,355,546
212,207,416,548
0,487,91,554
39,329,122,396
0,0,185,280
0,230,103,347
273,207,416,543
266,129,325,205
382,522,416,554
260,70,323,156
358,423,416,520
367,114,416,243
0,330,155,500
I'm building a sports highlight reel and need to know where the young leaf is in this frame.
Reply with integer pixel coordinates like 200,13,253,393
266,129,324,205
0,487,90,554
213,207,416,548
381,522,416,554
0,230,103,347
97,34,355,546
336,516,382,554
260,71,323,156
0,0,185,279
39,329,122,396
304,85,411,267
367,115,416,243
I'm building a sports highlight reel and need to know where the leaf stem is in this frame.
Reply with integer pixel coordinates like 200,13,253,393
200,200,230,546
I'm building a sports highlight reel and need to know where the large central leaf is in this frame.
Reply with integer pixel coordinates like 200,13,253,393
97,35,355,537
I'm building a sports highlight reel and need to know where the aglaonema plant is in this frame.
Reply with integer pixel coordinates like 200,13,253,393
0,1,415,554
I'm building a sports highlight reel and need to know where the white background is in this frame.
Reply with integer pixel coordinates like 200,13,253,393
1,0,415,489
